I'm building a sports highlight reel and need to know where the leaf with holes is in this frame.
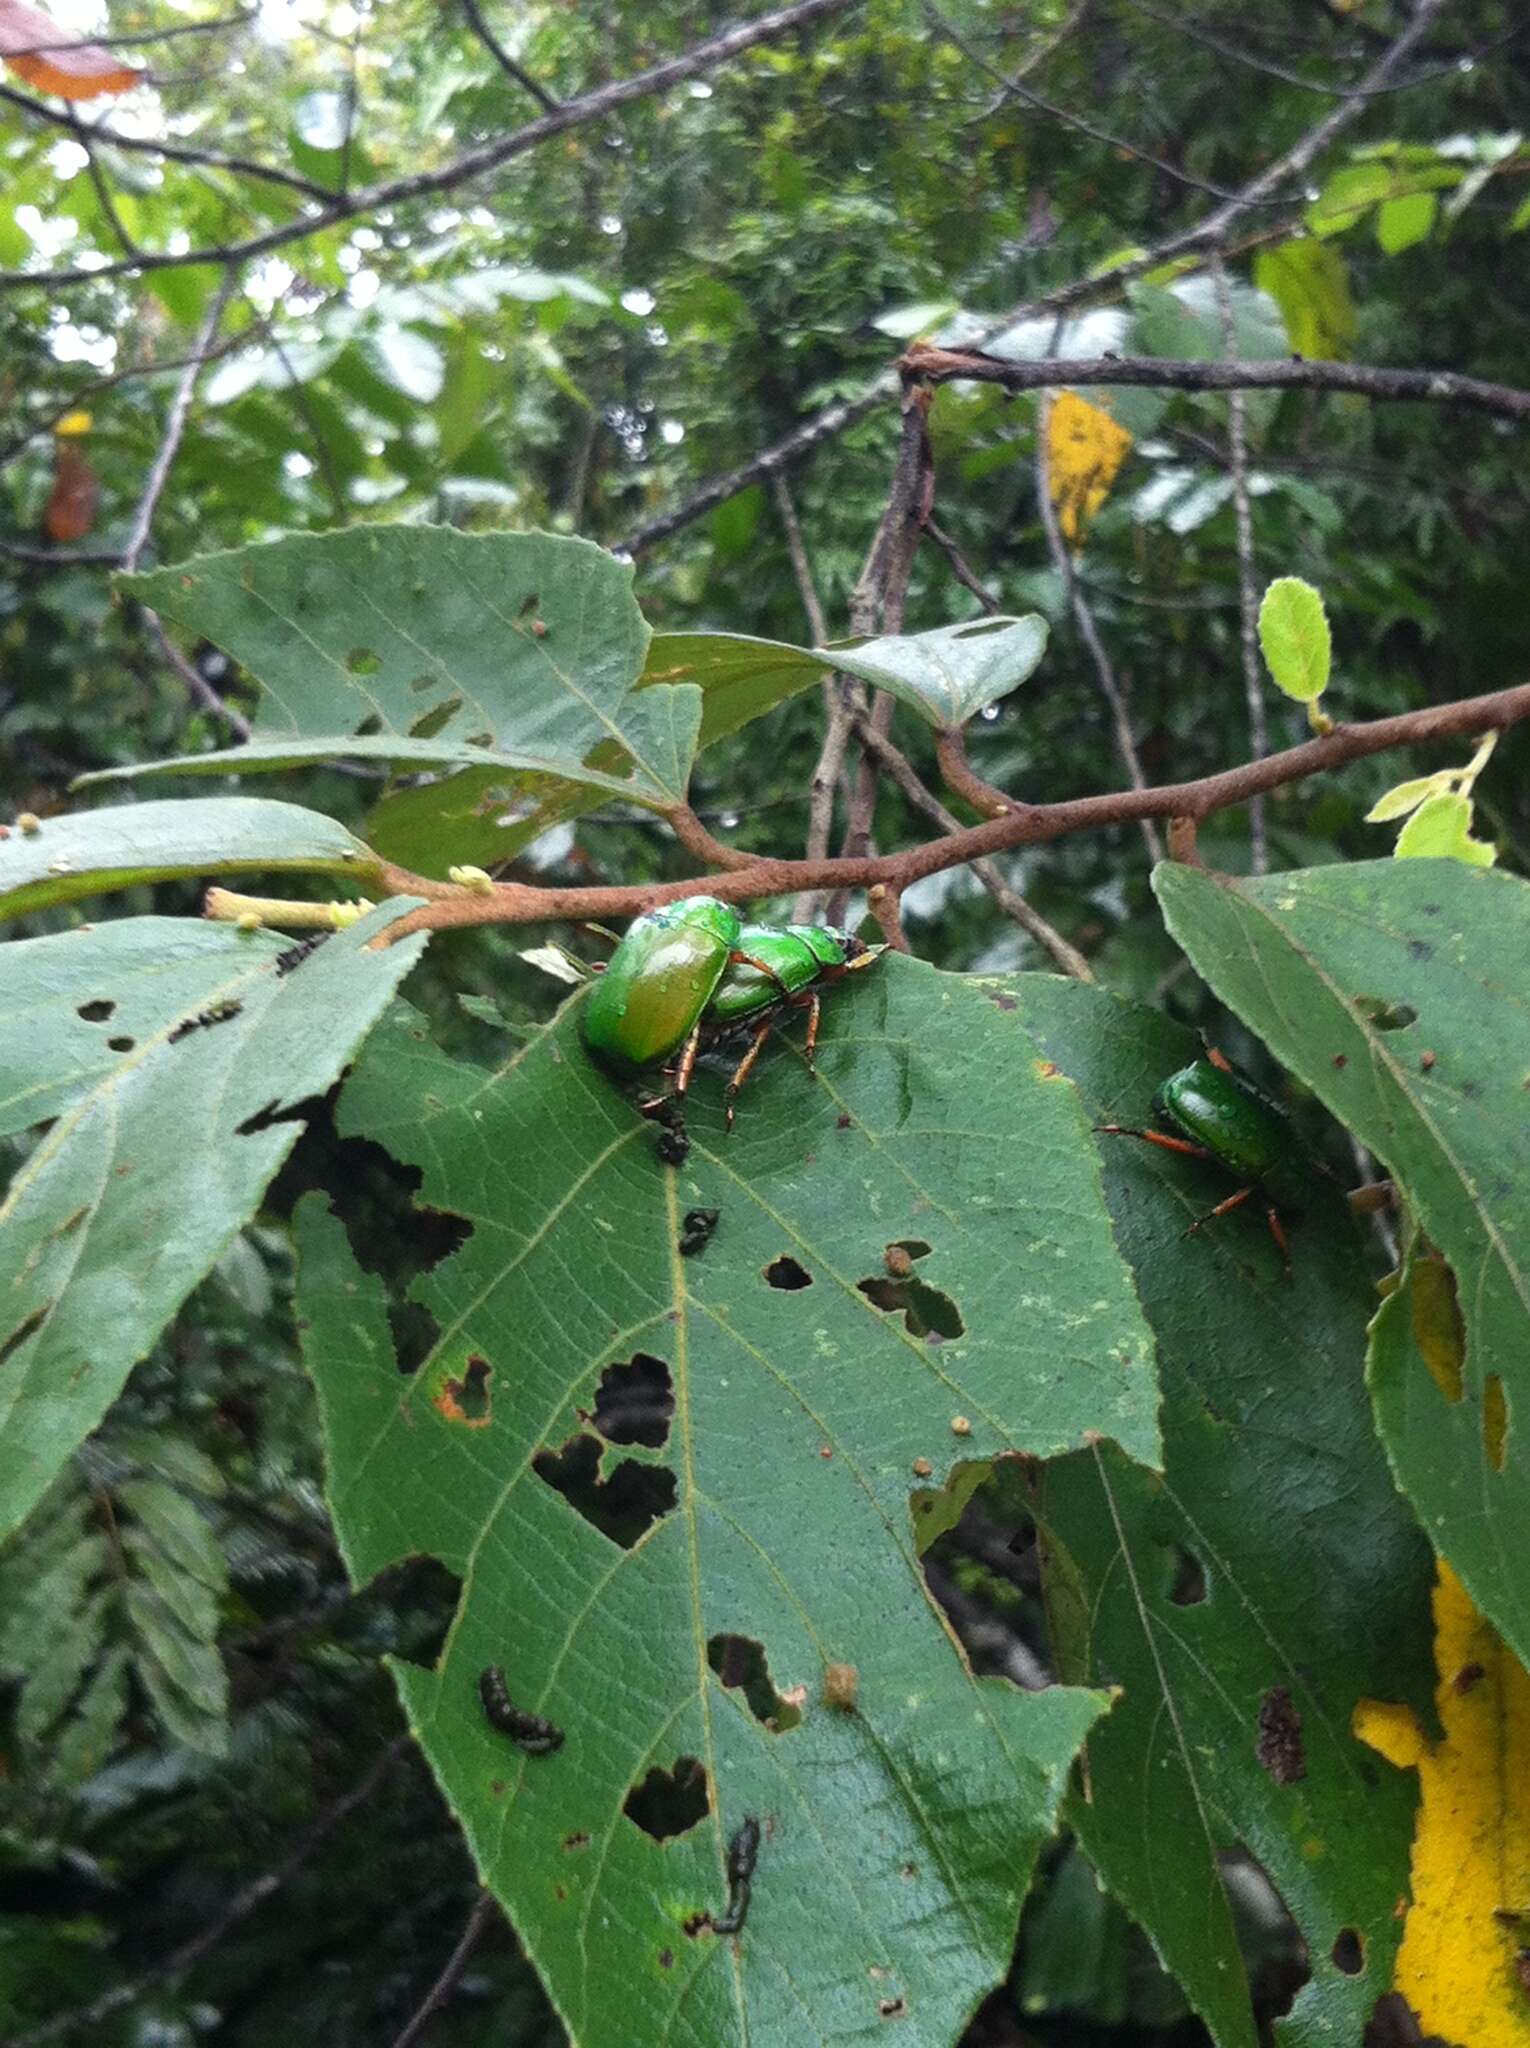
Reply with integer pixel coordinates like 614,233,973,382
1020,976,1432,2048
820,616,1048,730
96,529,698,815
362,629,828,873
299,952,1160,2046
0,797,379,924
0,903,426,1543
1155,859,1530,1670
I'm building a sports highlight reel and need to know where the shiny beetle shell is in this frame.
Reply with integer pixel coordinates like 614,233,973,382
706,924,858,1028
1155,1058,1309,1214
581,896,742,1072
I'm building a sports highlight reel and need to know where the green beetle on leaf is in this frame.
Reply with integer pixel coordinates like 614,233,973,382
1098,1046,1318,1276
581,895,879,1160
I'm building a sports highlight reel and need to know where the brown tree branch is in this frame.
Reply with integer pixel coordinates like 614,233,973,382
389,1889,500,2048
459,0,560,111
898,344,1530,425
361,678,1530,943
121,270,239,573
1211,254,1269,873
0,0,862,290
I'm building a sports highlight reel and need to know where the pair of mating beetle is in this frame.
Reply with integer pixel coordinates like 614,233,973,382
580,894,1313,1269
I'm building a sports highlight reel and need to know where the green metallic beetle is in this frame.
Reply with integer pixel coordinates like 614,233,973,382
581,896,877,1154
1098,1048,1312,1275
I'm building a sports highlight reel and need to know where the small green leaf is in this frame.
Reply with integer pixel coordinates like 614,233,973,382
125,1531,220,1641
820,615,1049,729
125,1588,227,1718
1365,773,1455,824
0,797,378,924
1393,791,1496,866
1306,162,1393,236
1376,190,1438,254
117,1481,227,1594
1257,576,1331,702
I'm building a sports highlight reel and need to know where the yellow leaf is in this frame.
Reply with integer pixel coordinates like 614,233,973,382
1047,390,1133,548
1354,1561,1530,2044
52,409,92,437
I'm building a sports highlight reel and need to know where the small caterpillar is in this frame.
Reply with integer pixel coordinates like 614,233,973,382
710,1815,761,1935
167,999,243,1045
478,1667,564,1756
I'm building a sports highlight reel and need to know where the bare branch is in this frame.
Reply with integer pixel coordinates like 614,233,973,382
0,82,336,202
1035,389,1164,864
389,1890,500,2048
460,0,560,111
0,0,863,289
1211,255,1268,874
122,270,240,573
899,343,1530,425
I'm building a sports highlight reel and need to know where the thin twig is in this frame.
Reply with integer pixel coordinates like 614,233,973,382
1211,255,1268,874
0,1738,410,2048
389,1889,500,2048
0,9,254,56
147,616,253,740
898,344,1530,426
772,469,844,920
1035,388,1164,863
121,269,240,573
1,0,862,289
460,0,560,111
80,141,141,259
922,519,1001,614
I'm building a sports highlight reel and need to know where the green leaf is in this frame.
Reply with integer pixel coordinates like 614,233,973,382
821,616,1049,729
1254,239,1357,360
301,954,1161,2044
117,1480,227,1595
1306,162,1393,237
124,1587,227,1719
110,529,697,811
1364,773,1455,825
125,1531,220,1642
1392,791,1495,866
644,630,827,748
0,902,428,1543
1257,577,1331,702
0,919,295,1140
1022,977,1432,2048
0,797,378,924
1376,190,1438,254
1154,860,1530,1668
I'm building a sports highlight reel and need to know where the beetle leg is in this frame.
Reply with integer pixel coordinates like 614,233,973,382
1203,1043,1235,1074
799,990,822,1073
724,1019,775,1131
1096,1123,1214,1161
672,1022,703,1102
1183,1185,1254,1237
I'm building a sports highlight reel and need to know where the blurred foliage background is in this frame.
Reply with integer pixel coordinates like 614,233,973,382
2,0,1528,2038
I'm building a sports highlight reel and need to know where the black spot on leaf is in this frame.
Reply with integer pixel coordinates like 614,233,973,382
1256,1684,1306,1785
764,1256,812,1291
1332,1928,1364,1975
76,999,115,1023
108,1036,135,1053
1168,1547,1207,1606
0,1305,50,1367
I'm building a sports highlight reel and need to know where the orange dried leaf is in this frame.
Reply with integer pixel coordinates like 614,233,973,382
43,442,99,542
1047,389,1134,548
0,1,140,99
1353,1562,1530,2045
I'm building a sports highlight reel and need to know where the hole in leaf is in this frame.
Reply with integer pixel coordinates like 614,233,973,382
592,1353,674,1448
346,647,381,675
0,1305,50,1368
623,1756,709,1841
1256,1684,1306,1785
76,999,115,1023
1168,1547,1207,1606
1332,1927,1364,1976
409,696,463,742
764,1256,812,1291
235,1097,309,1137
533,1432,677,1548
857,1246,964,1340
434,1353,491,1426
388,1300,441,1376
919,1469,1053,1685
707,1633,802,1732
1218,1848,1308,2021
353,712,384,737
1483,1373,1508,1471
107,1036,135,1053
1353,996,1417,1032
